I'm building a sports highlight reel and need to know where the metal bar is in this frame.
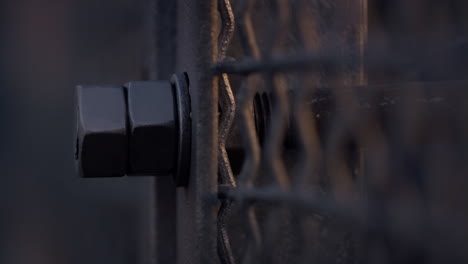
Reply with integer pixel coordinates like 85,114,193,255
213,53,340,74
217,185,464,260
213,41,468,75
175,1,219,264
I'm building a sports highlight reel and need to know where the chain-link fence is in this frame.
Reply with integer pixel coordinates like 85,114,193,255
212,0,468,263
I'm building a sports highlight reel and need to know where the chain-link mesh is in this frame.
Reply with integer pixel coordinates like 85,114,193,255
214,0,468,263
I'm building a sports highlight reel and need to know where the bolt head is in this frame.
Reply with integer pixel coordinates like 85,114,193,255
75,85,128,177
125,81,177,175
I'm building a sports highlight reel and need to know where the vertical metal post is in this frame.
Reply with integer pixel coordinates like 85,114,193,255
175,1,219,264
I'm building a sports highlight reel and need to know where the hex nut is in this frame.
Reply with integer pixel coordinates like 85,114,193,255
75,85,128,177
125,81,177,175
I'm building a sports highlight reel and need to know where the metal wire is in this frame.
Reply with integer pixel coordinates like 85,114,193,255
217,0,236,263
214,0,468,263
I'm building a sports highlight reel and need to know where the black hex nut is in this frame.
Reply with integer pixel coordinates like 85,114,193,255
74,75,191,185
125,81,177,176
75,85,128,177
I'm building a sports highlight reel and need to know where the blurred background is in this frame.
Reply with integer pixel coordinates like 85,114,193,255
0,1,152,263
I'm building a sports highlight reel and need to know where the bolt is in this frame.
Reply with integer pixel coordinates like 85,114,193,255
75,74,191,186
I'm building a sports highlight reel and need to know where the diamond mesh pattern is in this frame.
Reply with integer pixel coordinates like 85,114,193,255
214,0,468,263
